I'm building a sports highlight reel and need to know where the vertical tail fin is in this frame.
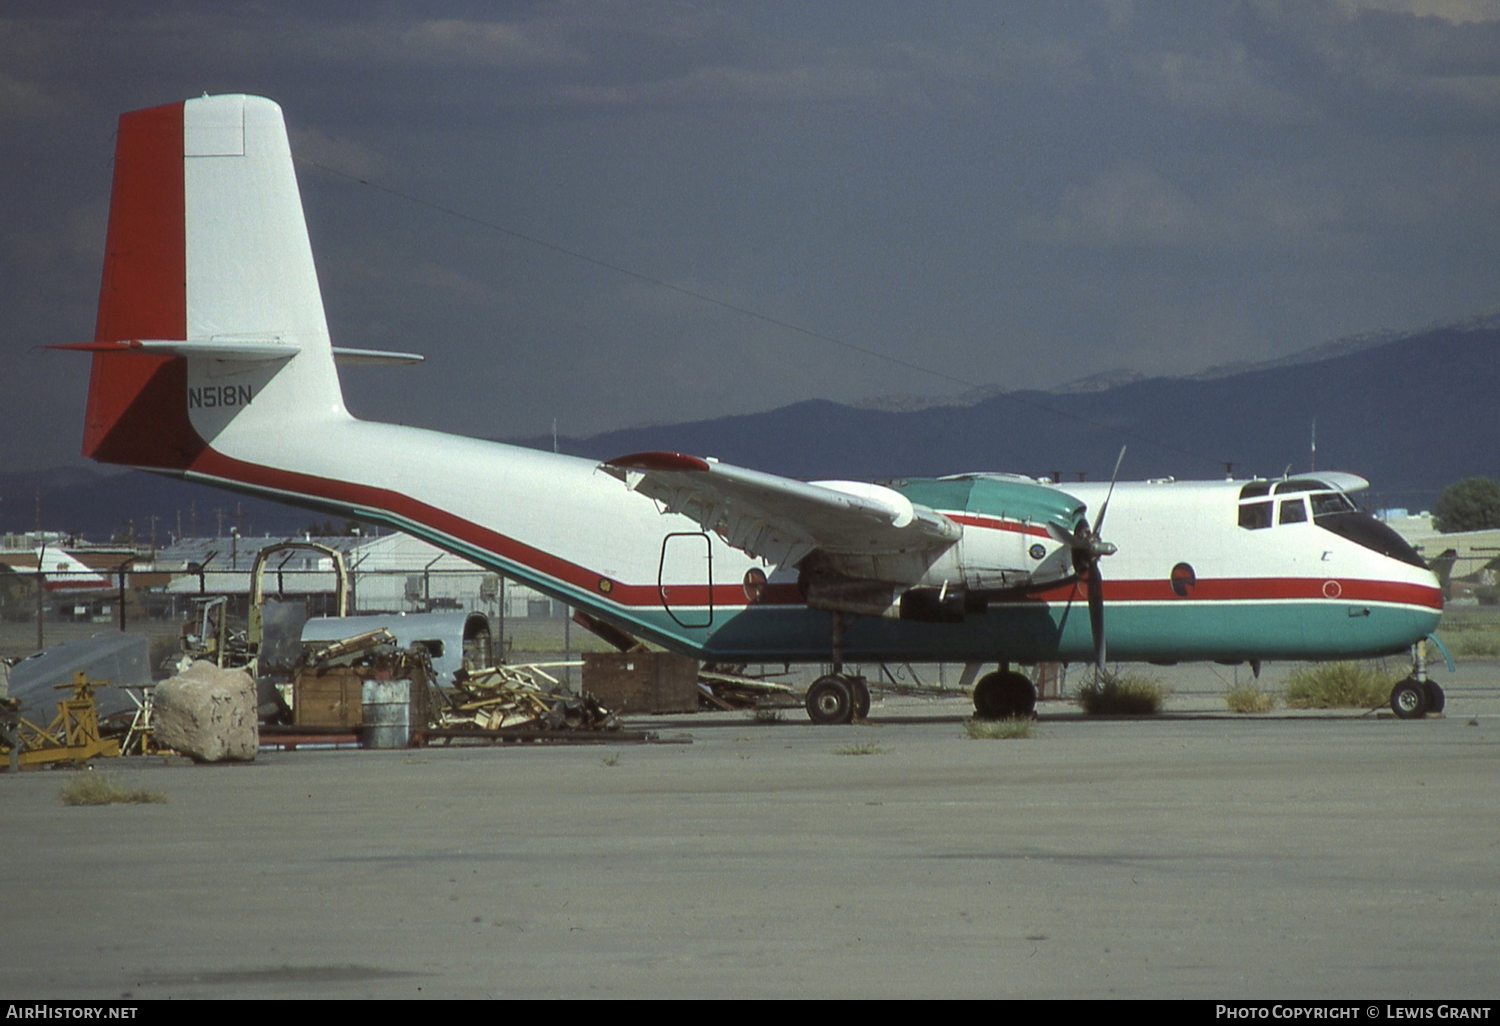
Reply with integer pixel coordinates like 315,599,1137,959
83,94,346,469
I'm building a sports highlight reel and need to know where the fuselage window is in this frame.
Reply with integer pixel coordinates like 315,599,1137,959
1279,498,1308,525
1238,502,1272,530
1170,562,1196,597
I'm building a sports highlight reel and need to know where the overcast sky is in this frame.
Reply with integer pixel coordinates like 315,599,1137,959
4,0,1499,473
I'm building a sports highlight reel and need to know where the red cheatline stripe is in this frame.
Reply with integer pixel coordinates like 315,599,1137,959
1023,577,1442,610
187,447,1441,613
945,513,1054,538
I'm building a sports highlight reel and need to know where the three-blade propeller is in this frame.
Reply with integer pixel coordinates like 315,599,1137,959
1048,447,1126,670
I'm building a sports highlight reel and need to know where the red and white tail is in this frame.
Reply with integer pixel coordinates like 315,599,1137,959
77,94,348,470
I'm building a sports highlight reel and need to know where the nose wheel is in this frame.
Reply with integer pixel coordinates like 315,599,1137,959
1390,640,1447,719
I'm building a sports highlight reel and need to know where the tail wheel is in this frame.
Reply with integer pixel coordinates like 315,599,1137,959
973,670,1037,719
1389,678,1429,719
806,675,854,725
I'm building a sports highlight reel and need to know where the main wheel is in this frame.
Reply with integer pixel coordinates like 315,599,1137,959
1424,681,1446,715
806,675,855,725
850,677,871,720
972,670,1038,719
1389,678,1429,719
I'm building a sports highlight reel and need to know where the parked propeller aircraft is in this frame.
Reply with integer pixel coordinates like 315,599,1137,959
56,95,1446,723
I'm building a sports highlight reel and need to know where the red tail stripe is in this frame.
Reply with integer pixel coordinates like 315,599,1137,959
83,102,200,466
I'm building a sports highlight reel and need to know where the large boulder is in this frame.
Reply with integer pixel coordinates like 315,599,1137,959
153,661,258,762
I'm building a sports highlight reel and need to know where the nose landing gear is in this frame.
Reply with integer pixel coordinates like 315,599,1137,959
1389,639,1446,719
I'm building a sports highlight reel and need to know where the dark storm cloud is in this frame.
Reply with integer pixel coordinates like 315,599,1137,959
2,1,1498,472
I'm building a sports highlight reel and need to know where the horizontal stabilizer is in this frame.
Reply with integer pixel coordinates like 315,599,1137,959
331,347,425,366
51,339,300,361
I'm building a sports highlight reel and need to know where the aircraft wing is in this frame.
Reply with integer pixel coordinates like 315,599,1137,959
599,451,961,567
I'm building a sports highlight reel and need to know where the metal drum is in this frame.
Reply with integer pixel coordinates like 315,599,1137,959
360,678,412,749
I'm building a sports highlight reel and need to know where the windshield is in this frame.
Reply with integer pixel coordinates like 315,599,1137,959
1314,508,1427,569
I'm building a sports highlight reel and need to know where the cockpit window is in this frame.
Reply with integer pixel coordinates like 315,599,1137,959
1311,492,1355,516
1273,479,1322,495
1239,481,1271,500
1314,506,1427,569
1238,501,1272,530
1279,498,1308,525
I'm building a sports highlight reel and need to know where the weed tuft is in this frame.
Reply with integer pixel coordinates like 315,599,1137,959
964,717,1035,739
834,741,888,756
1283,662,1393,709
599,753,621,767
749,708,783,724
59,772,167,807
1075,672,1167,715
1225,683,1276,714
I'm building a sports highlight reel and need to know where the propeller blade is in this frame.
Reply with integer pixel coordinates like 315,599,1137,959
1046,520,1086,552
1093,445,1127,538
1088,560,1106,670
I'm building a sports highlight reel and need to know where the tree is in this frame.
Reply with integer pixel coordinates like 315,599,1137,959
1433,477,1500,533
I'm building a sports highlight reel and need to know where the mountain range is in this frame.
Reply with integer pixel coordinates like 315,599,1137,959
5,318,1496,541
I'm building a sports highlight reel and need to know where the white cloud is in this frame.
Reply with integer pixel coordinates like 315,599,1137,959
1015,160,1349,250
556,61,884,107
1128,45,1315,123
0,73,73,120
289,127,390,182
1333,0,1500,23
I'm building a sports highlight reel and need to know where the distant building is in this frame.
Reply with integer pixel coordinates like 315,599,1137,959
153,532,560,619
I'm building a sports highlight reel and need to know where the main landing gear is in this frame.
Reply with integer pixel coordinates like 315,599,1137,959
804,613,872,725
805,673,872,725
971,666,1037,720
1389,641,1445,719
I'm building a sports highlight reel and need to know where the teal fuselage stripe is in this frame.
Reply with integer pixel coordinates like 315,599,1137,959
352,508,1436,664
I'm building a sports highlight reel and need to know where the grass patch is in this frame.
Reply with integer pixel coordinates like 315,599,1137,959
1282,662,1393,709
1436,628,1500,659
749,708,783,724
1225,683,1276,714
1075,672,1167,715
964,717,1036,739
833,741,888,756
59,773,167,807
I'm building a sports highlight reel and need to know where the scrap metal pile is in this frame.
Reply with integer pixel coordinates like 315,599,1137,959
438,664,618,732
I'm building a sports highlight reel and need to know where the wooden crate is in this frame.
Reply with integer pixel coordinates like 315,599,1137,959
582,652,699,714
293,668,364,727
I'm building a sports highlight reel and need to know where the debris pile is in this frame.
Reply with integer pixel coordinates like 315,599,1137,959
289,628,434,737
439,664,618,732
697,665,800,711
